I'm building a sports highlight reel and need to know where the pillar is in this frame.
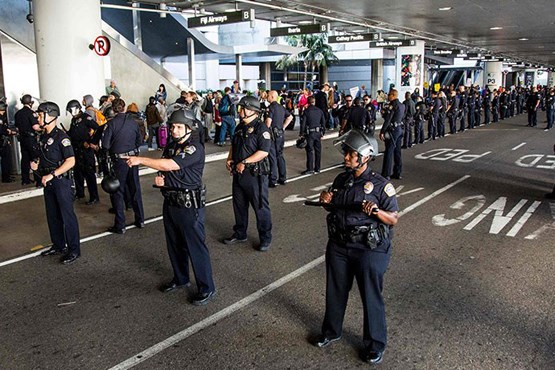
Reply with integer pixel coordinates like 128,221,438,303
396,40,425,98
33,0,104,124
235,54,242,88
263,62,271,90
132,2,142,51
485,62,502,91
547,70,554,88
371,59,383,95
187,38,195,89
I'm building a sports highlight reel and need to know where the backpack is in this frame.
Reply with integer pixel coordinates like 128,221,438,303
94,109,107,126
219,95,231,115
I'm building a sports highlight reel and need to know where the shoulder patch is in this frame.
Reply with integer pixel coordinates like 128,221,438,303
61,138,71,147
363,182,374,194
184,145,196,155
262,131,271,140
384,183,396,197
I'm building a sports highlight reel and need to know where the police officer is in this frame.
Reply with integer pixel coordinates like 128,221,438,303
223,96,272,252
544,88,554,131
414,96,426,144
14,94,40,185
124,109,216,305
66,100,99,205
380,89,405,180
458,86,468,132
492,89,500,123
467,87,476,129
483,89,491,125
266,90,293,187
427,91,440,140
300,96,326,175
313,129,399,366
446,89,459,134
343,97,373,135
526,87,541,127
0,101,16,183
401,92,415,148
101,98,145,234
31,102,81,264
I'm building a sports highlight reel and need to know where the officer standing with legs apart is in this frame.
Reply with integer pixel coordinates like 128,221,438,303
15,94,40,185
380,89,405,180
31,102,81,264
223,96,272,252
102,98,145,234
124,109,216,305
313,129,399,366
458,86,468,132
266,90,293,187
66,100,99,205
0,101,16,183
300,96,326,175
446,89,459,134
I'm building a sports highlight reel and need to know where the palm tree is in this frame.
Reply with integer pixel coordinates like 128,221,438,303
275,33,338,89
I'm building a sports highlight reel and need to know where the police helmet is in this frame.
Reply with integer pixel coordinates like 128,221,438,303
296,136,307,149
101,175,120,194
238,96,261,112
20,94,34,105
0,101,7,111
66,99,82,112
169,109,199,130
37,102,60,118
334,129,378,158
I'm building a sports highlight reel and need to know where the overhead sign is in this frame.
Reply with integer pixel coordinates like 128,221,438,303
270,24,328,37
463,53,482,60
328,33,375,43
187,10,254,28
92,36,111,56
431,49,461,56
369,39,416,48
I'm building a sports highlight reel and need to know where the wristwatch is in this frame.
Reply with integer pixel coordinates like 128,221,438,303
50,170,57,177
241,159,248,165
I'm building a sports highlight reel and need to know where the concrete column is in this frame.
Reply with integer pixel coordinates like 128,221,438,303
187,38,195,89
396,40,425,98
371,59,383,95
32,0,104,124
320,66,328,85
547,70,554,88
132,2,142,51
235,54,242,87
263,62,271,90
485,62,502,90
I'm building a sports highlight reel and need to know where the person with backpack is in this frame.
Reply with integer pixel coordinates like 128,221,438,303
145,96,163,150
217,87,235,146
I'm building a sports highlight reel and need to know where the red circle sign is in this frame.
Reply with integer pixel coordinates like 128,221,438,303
93,36,111,56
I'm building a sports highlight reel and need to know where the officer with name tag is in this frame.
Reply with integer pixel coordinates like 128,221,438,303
313,129,399,366
380,89,405,180
300,96,326,175
266,90,293,187
124,109,216,305
101,98,144,234
31,102,81,264
223,96,273,252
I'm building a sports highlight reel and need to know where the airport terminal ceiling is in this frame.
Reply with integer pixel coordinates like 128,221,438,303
127,0,555,67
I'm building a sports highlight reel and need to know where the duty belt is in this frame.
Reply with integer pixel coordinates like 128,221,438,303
162,187,206,209
113,150,139,159
308,127,322,132
391,122,404,129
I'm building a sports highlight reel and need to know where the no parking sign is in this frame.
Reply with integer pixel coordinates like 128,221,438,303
90,36,111,56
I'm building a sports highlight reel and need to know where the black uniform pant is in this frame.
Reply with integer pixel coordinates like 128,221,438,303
402,121,413,148
448,114,457,134
112,159,144,229
74,148,98,201
484,108,491,124
1,144,12,181
322,241,391,352
232,171,272,243
414,119,425,144
163,202,215,293
381,127,403,178
269,135,286,184
437,114,446,137
546,108,554,129
43,177,80,255
305,132,322,172
468,109,475,129
493,108,499,122
474,110,481,126
527,110,537,126
459,109,467,131
427,116,437,140
20,137,38,183
500,106,507,120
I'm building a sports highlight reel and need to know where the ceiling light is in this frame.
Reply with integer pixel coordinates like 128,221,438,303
438,7,452,11
538,46,545,49
298,20,312,25
224,8,237,13
490,27,503,30
388,36,400,39
519,38,529,41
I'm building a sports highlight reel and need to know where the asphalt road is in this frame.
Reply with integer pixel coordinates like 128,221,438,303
0,115,554,369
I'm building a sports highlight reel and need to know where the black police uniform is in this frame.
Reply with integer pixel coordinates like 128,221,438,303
300,105,326,173
160,136,215,294
458,91,468,131
437,96,447,137
0,111,14,182
230,116,272,245
467,92,476,129
474,94,482,126
500,92,508,121
267,101,291,185
67,112,99,202
492,94,500,122
14,105,39,184
321,167,399,353
526,92,540,127
414,101,426,144
427,96,440,140
402,98,415,148
447,94,459,134
37,127,80,255
483,92,491,125
380,99,405,179
102,112,144,231
545,92,554,130
347,105,373,135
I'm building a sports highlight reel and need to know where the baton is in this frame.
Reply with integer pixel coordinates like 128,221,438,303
304,200,378,213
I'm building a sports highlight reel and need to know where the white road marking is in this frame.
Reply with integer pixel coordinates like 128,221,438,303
507,201,541,237
108,175,470,370
524,202,555,240
511,142,526,151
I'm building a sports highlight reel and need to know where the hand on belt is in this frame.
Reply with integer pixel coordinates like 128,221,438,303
114,150,139,158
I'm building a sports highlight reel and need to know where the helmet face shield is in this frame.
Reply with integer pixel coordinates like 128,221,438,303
333,129,376,158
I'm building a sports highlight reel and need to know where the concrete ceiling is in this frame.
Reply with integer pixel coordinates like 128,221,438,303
131,0,555,67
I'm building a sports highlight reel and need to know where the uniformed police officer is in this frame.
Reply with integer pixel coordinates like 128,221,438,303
380,89,405,180
223,96,273,252
526,87,541,127
0,101,16,183
15,94,40,185
402,91,416,148
266,90,293,187
300,96,326,175
101,98,145,234
313,129,399,366
483,89,491,125
544,88,554,131
458,86,468,132
446,90,459,134
31,102,81,264
124,109,216,305
66,100,99,205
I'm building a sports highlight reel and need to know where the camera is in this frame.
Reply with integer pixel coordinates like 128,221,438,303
26,13,34,23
